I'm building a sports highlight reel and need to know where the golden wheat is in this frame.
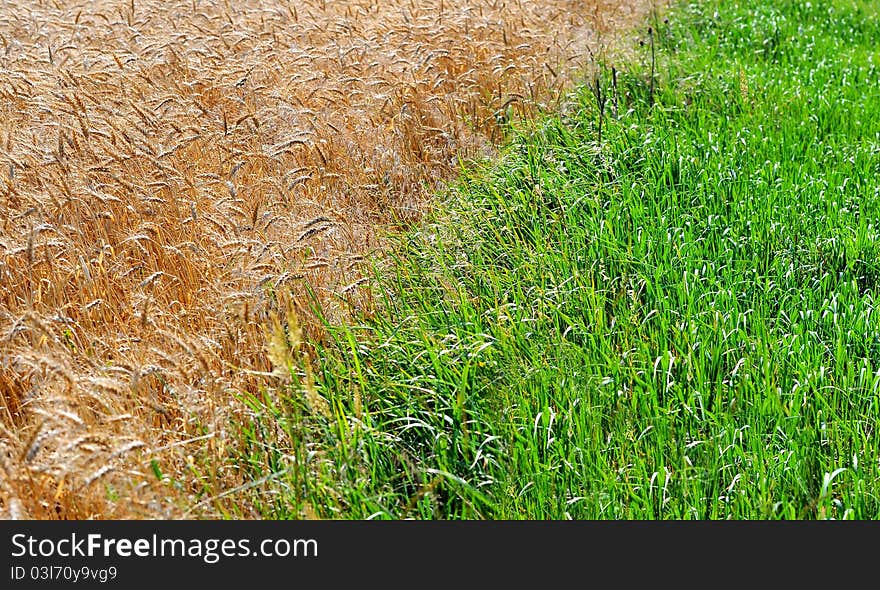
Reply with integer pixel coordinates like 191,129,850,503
0,0,651,519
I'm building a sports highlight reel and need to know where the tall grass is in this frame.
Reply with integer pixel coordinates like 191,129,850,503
242,0,880,519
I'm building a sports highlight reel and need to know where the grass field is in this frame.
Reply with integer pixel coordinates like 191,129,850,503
0,1,650,518
238,0,880,519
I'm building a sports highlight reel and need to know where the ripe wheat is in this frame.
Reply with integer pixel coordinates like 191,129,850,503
0,0,649,518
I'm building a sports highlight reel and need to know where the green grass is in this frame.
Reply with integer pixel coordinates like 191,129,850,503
237,0,880,519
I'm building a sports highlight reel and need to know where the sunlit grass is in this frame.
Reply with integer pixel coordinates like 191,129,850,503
243,0,880,519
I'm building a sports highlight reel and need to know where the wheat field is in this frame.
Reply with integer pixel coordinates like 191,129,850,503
0,0,649,519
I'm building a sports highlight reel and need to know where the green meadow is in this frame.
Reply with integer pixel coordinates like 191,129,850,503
240,0,880,519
